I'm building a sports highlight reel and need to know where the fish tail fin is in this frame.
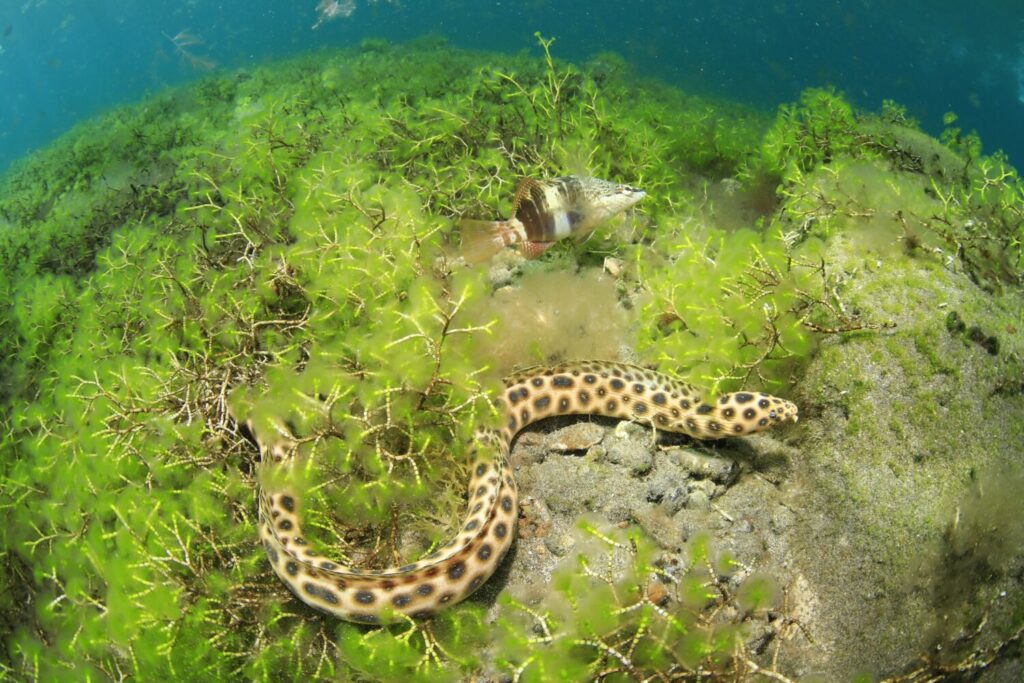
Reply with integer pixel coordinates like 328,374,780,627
460,219,511,263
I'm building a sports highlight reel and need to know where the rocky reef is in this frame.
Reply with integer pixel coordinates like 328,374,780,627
0,36,1021,681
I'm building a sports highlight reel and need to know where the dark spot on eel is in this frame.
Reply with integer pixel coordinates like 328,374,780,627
304,583,340,605
263,541,279,565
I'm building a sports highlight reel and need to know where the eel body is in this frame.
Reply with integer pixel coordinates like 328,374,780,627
248,361,798,623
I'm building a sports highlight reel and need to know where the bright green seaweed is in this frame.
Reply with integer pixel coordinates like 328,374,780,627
0,35,1022,681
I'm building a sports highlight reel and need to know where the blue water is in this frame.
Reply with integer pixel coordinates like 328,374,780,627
1,1,1022,174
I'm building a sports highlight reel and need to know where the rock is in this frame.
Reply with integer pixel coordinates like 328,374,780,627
777,227,1024,679
769,504,796,534
603,256,623,278
644,457,690,515
688,478,717,499
645,578,670,606
546,422,606,453
665,448,738,485
633,505,683,551
499,220,1024,682
687,489,711,511
543,529,576,557
604,432,655,475
518,496,553,540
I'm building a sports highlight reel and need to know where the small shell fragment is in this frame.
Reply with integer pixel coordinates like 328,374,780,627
603,257,623,278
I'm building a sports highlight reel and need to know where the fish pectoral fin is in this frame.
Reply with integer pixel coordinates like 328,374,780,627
511,177,542,214
460,219,512,263
569,216,598,245
518,241,557,259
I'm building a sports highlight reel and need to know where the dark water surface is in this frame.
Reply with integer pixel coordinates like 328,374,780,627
0,0,1021,173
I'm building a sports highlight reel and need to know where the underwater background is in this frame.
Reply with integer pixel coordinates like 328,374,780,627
1,1,1024,173
1,1,1023,682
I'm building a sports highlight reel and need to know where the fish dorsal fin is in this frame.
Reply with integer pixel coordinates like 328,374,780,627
511,177,542,215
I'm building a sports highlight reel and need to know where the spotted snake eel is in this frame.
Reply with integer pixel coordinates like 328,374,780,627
245,361,798,624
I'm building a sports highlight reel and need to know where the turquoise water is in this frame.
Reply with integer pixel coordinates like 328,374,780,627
0,0,1021,173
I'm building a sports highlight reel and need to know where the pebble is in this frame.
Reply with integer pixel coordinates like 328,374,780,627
544,531,576,557
689,478,717,498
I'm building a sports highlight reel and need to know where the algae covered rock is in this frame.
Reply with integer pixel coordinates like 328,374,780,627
782,219,1024,680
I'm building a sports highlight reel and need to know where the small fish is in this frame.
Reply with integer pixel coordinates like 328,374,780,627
460,175,645,262
313,0,356,29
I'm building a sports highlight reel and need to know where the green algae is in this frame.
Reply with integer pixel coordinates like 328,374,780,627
0,34,1022,682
